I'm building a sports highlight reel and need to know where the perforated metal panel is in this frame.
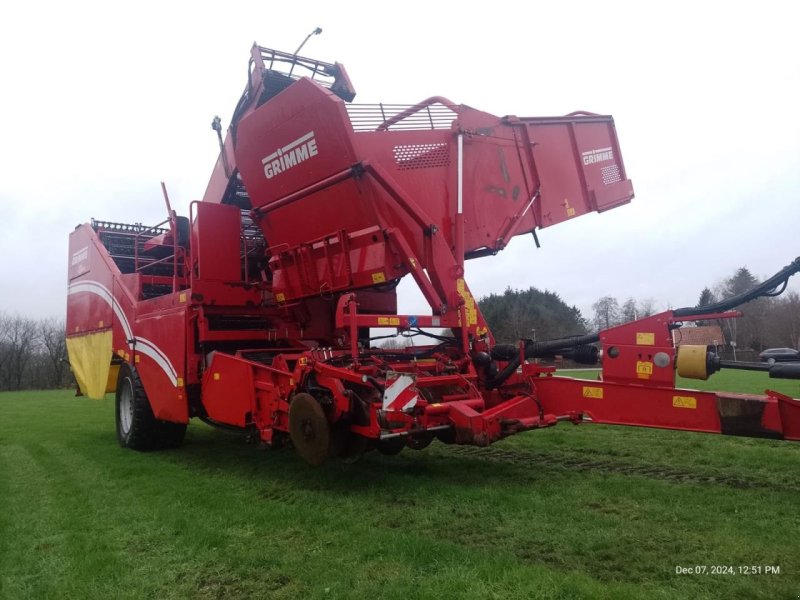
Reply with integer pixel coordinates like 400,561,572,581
601,164,622,185
393,143,450,170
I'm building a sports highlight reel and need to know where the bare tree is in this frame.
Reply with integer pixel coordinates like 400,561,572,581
764,291,800,350
637,298,657,318
0,314,38,391
621,298,637,322
592,296,621,331
38,317,68,387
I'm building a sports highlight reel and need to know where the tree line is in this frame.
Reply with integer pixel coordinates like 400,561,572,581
0,314,70,391
477,265,798,353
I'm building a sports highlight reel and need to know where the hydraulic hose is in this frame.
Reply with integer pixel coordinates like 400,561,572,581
486,333,600,389
674,256,800,317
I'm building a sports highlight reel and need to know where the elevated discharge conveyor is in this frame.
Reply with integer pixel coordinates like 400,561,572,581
235,81,634,321
203,44,633,340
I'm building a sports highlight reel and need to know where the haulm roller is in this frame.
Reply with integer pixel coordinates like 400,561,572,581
66,43,800,464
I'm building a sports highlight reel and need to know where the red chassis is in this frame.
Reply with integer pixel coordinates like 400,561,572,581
65,44,800,464
66,213,800,465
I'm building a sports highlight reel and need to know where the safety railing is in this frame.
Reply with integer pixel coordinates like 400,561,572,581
346,98,459,132
254,45,341,89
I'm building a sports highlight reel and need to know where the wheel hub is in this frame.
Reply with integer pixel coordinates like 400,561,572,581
288,393,332,466
119,379,133,435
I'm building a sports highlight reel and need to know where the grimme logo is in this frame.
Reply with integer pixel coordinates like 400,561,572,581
581,146,614,165
262,131,318,179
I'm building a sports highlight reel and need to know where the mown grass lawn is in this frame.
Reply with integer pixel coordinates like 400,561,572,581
1,372,799,599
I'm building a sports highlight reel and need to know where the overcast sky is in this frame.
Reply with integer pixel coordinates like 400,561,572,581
2,0,798,323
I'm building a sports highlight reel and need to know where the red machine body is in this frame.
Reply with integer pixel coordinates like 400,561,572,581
66,44,800,463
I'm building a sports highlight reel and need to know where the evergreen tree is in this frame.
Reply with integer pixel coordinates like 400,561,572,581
478,287,588,344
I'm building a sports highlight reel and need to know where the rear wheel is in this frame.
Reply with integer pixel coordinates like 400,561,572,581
115,363,186,451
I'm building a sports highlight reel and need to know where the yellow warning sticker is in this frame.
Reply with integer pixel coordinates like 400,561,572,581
583,386,604,399
378,317,401,326
456,278,478,326
275,292,286,303
179,292,187,303
372,272,387,284
673,396,697,409
636,332,655,345
213,372,220,381
176,377,184,388
636,361,653,379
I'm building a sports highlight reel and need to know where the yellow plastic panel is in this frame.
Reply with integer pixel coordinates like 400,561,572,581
66,330,113,399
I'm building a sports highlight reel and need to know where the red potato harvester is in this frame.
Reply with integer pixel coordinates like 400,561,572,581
66,44,800,464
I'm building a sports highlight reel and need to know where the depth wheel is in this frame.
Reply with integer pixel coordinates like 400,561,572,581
377,437,405,456
289,393,333,466
406,433,434,451
337,431,371,464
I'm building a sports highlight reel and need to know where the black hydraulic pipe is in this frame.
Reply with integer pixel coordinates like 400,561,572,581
718,360,770,372
487,334,600,389
768,363,800,380
674,256,800,317
714,359,800,380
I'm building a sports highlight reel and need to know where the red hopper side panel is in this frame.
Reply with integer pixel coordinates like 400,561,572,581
515,114,634,228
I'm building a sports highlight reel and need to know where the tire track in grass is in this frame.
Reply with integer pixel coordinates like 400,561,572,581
439,445,800,492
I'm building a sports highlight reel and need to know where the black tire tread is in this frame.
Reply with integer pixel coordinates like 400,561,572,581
116,363,186,451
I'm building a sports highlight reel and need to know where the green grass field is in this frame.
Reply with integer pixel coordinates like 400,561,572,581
1,372,799,599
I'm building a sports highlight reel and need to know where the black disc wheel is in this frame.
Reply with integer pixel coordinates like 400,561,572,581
289,393,333,466
406,433,434,451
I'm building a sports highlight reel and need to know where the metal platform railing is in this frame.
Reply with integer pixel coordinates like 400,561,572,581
255,46,341,88
346,100,459,132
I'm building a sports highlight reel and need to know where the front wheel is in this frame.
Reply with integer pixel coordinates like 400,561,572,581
115,363,186,451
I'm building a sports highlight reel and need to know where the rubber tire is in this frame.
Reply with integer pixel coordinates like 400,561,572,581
115,363,186,451
377,437,405,456
406,433,434,451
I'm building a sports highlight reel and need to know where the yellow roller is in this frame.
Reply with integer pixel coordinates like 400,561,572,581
676,345,709,380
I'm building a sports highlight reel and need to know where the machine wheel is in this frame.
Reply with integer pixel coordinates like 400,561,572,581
435,427,456,445
115,363,186,451
377,437,405,456
336,429,370,464
288,393,333,466
406,433,434,451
